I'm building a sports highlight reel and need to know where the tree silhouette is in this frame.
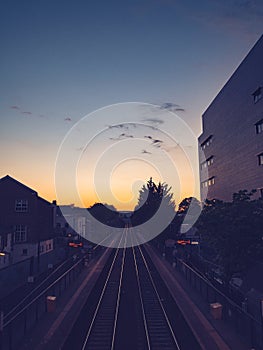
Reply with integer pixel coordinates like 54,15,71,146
132,177,176,228
88,203,123,227
177,196,201,216
196,190,263,282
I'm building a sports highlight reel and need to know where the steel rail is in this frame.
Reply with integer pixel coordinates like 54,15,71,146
81,230,126,350
131,243,151,349
110,228,128,350
136,243,181,350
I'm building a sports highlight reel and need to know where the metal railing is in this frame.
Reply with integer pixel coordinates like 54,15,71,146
161,247,263,350
0,249,100,350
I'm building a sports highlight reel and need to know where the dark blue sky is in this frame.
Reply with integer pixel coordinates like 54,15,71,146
1,0,262,208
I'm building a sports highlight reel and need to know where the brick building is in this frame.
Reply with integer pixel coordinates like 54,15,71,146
0,175,56,266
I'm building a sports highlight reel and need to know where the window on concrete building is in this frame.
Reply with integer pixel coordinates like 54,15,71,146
255,119,263,134
258,153,263,166
207,156,214,166
200,161,206,170
14,225,27,242
201,156,214,170
252,87,262,104
15,199,28,212
201,176,215,188
200,135,213,150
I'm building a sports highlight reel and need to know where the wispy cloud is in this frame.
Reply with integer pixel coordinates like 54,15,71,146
142,118,164,125
109,133,134,141
141,149,152,154
152,139,163,144
144,135,164,148
106,123,136,130
107,124,125,129
160,102,185,112
120,133,134,138
10,104,51,120
152,139,163,148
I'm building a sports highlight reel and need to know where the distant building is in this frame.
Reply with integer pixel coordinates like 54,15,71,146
57,204,92,240
0,175,56,267
199,35,263,202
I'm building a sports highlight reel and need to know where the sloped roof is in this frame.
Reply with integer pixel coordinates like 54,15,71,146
0,175,52,205
0,175,38,194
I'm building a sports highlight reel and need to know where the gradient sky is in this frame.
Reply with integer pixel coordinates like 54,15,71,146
1,0,263,210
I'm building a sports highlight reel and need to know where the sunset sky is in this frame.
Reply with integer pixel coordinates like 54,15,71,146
1,0,263,210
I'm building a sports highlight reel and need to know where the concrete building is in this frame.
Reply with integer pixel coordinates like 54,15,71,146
199,35,263,202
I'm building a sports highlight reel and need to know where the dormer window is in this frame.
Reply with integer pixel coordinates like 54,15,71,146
252,87,262,104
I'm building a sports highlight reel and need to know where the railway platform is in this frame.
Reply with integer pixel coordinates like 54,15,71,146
146,244,250,350
19,243,249,350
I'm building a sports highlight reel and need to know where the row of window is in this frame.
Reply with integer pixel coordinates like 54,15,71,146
201,153,263,168
201,177,215,188
199,86,262,193
200,115,262,151
200,122,262,150
13,226,55,250
201,156,214,170
201,152,262,190
200,135,213,150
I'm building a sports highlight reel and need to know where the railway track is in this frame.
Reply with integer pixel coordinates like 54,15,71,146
132,244,180,350
80,231,127,350
64,226,200,350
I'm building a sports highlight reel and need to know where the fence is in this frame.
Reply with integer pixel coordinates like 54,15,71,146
0,247,66,300
0,252,91,350
163,248,263,350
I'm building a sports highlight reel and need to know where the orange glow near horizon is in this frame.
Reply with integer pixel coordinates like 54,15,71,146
0,169,199,210
1,150,199,210
77,158,164,210
1,103,201,210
